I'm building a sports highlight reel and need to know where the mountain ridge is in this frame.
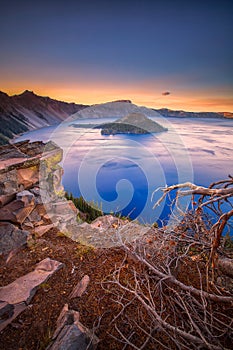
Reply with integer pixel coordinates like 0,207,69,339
0,90,232,145
0,90,88,145
156,108,233,119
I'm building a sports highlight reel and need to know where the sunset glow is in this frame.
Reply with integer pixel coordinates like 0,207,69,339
1,0,232,112
3,81,233,112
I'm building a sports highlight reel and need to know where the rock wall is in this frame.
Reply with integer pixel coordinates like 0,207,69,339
0,140,78,256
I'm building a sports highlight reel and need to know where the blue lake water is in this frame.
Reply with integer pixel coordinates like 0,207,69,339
15,116,233,226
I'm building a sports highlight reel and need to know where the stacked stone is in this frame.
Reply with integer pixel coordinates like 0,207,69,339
0,140,78,256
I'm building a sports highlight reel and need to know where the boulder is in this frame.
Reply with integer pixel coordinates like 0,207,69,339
47,304,99,350
0,258,64,305
0,222,29,255
0,194,35,224
0,258,63,332
34,224,54,237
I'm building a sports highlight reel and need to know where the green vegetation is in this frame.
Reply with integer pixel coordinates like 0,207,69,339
65,192,103,223
95,122,150,135
74,244,95,259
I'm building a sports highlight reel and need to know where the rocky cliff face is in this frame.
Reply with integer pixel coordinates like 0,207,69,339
0,90,88,145
0,140,78,255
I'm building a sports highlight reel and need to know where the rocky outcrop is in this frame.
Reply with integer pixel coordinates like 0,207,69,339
74,214,151,248
0,140,78,256
0,139,152,254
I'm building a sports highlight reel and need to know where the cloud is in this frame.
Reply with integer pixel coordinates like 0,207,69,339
162,91,171,96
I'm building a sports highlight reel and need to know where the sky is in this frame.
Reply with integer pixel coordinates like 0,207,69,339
0,0,233,112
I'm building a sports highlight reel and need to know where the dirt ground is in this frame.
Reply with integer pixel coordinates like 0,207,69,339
0,228,232,350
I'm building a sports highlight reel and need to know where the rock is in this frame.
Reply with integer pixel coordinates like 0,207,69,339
34,224,54,237
0,140,76,236
16,190,35,203
0,258,63,305
52,167,64,194
0,302,27,332
51,201,78,216
0,190,35,224
69,275,90,299
29,186,40,196
70,216,151,248
68,201,78,214
34,220,45,226
90,215,126,230
28,207,42,223
0,169,18,195
0,301,14,320
0,258,63,332
47,304,99,350
0,222,29,255
0,193,16,207
17,165,39,189
0,196,35,224
22,221,34,229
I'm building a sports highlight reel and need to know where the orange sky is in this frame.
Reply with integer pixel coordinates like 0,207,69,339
3,80,233,112
1,1,233,113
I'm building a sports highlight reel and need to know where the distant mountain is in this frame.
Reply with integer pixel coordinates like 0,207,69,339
95,112,167,135
71,101,233,120
0,90,88,145
71,100,161,119
156,108,233,119
0,90,232,145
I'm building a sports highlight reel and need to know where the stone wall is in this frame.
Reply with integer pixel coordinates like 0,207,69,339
0,140,78,256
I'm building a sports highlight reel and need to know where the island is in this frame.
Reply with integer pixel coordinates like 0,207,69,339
94,112,167,135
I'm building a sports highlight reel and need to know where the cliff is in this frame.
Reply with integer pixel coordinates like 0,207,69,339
0,140,78,255
0,90,88,145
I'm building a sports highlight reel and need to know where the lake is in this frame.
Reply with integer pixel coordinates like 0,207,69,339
15,116,233,226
